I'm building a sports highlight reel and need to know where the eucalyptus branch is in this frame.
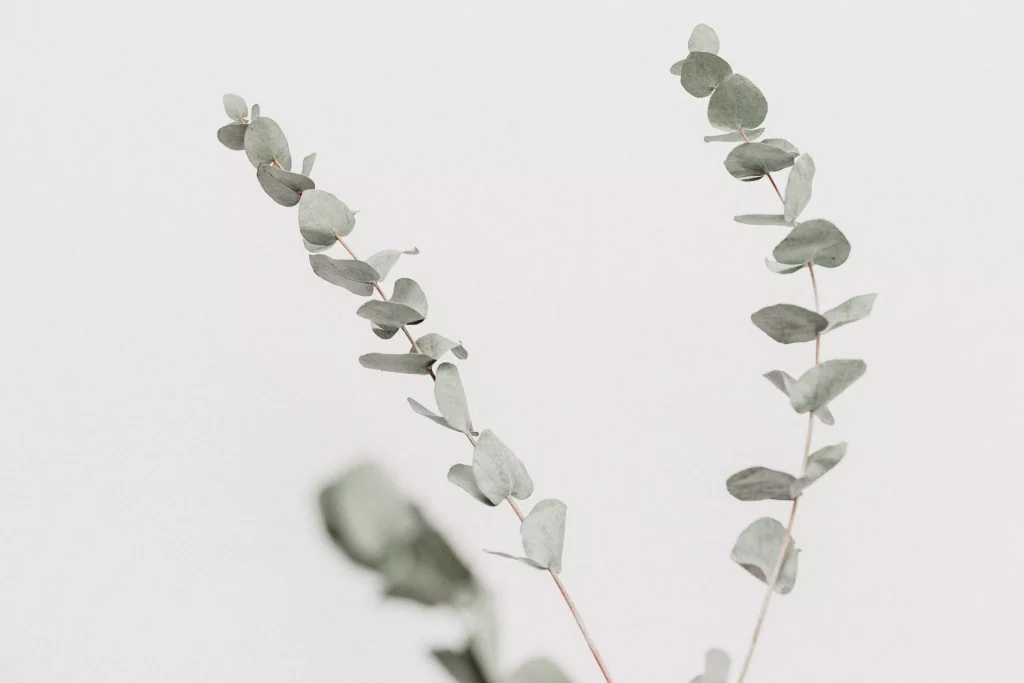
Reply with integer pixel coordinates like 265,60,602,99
671,24,877,683
217,95,612,683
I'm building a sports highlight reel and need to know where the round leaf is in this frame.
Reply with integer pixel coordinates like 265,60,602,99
730,517,798,594
222,93,247,120
472,430,533,505
244,116,292,171
679,52,732,98
521,499,566,573
708,74,768,132
751,303,828,344
217,123,247,150
724,142,797,180
687,23,720,54
256,164,315,207
298,189,355,245
773,219,851,268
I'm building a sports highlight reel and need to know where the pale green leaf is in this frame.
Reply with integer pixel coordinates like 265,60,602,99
250,104,260,121
762,138,799,155
679,52,732,98
789,359,867,413
791,442,847,496
301,152,317,177
689,649,731,683
372,323,400,339
472,430,533,504
507,658,574,683
707,74,768,132
482,549,544,570
358,352,435,374
432,647,489,683
308,255,374,296
409,398,463,433
314,257,378,283
379,506,475,606
391,278,428,321
763,370,834,425
356,300,424,327
765,259,806,275
773,219,851,268
303,237,332,254
365,247,419,282
244,116,291,171
256,164,315,207
726,467,796,501
414,333,468,360
704,128,763,143
298,189,355,245
734,213,788,226
223,93,247,120
730,517,798,594
688,23,720,54
823,294,878,333
750,303,828,344
435,362,473,434
447,464,494,505
217,123,247,150
724,142,797,180
521,499,566,573
784,154,815,222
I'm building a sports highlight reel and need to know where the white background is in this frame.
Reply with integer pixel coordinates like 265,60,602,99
3,1,1023,682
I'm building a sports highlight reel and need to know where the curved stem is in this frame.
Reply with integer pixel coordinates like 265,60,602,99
337,237,613,682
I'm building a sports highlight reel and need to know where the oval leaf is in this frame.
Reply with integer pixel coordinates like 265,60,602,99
789,359,867,413
472,429,533,505
730,517,798,594
391,278,428,321
256,164,315,207
365,247,420,282
447,464,494,506
244,116,291,170
727,467,797,501
762,138,799,155
773,219,851,268
783,153,815,222
250,103,260,121
298,189,356,245
301,152,317,177
372,323,400,339
751,303,828,344
356,300,424,327
521,499,566,573
688,23,720,54
763,371,834,425
734,213,789,226
679,52,733,98
217,123,248,150
707,74,768,132
409,397,461,433
434,362,473,434
823,293,878,333
791,442,847,496
724,142,797,180
413,333,468,360
223,93,247,120
358,352,435,375
308,255,374,296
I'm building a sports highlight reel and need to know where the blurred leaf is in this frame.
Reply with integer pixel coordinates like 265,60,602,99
256,164,315,207
244,116,291,170
301,152,317,177
704,128,763,143
707,74,767,132
823,294,878,333
483,549,545,570
791,442,847,496
435,362,474,434
379,506,475,606
365,247,420,282
765,259,806,275
359,352,436,374
472,430,534,504
730,517,798,594
789,359,867,413
507,659,574,683
391,278,428,322
432,647,490,683
724,142,797,180
734,213,788,225
784,154,815,222
223,93,247,120
763,370,834,425
688,23,720,54
298,189,356,245
679,52,732,98
414,333,468,360
727,467,796,501
773,219,850,268
762,138,799,155
447,464,493,506
521,499,566,573
308,255,374,296
688,649,731,683
217,123,247,150
750,303,828,344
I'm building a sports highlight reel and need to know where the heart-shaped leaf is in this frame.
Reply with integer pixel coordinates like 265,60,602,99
751,303,828,344
789,359,867,413
358,352,436,375
244,116,291,170
256,164,315,207
704,128,764,143
308,255,374,296
222,93,247,120
434,362,473,434
217,123,247,150
724,142,797,180
791,442,847,496
823,293,878,333
688,23,720,54
763,370,834,425
365,247,419,282
727,467,797,501
730,517,798,594
679,52,733,98
707,74,768,132
472,430,533,505
298,189,356,245
521,499,566,573
784,153,815,222
773,219,850,268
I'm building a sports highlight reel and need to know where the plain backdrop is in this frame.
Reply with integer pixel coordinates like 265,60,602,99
3,1,1023,682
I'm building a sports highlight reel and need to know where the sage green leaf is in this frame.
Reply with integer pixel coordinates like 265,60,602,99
372,323,400,339
391,278,428,321
521,499,566,573
379,506,475,606
256,164,315,207
357,300,424,327
308,255,374,296
689,649,731,683
823,293,878,333
472,430,533,504
301,152,317,177
773,219,851,268
319,461,420,570
670,59,686,76
432,647,490,683
507,659,573,683
724,142,797,180
482,549,544,570
784,154,815,222
250,104,260,121
763,370,834,425
688,23,720,54
435,362,473,434
789,359,867,413
727,467,797,501
704,128,764,143
765,259,806,275
734,213,788,226
762,138,799,155
302,237,332,254
244,116,291,170
223,93,247,120
409,398,463,433
751,303,828,344
298,189,356,245
679,52,733,98
313,257,379,283
217,123,247,150
365,247,420,282
358,352,435,375
414,333,468,360
731,517,798,594
791,442,847,496
447,464,494,506
707,74,768,132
